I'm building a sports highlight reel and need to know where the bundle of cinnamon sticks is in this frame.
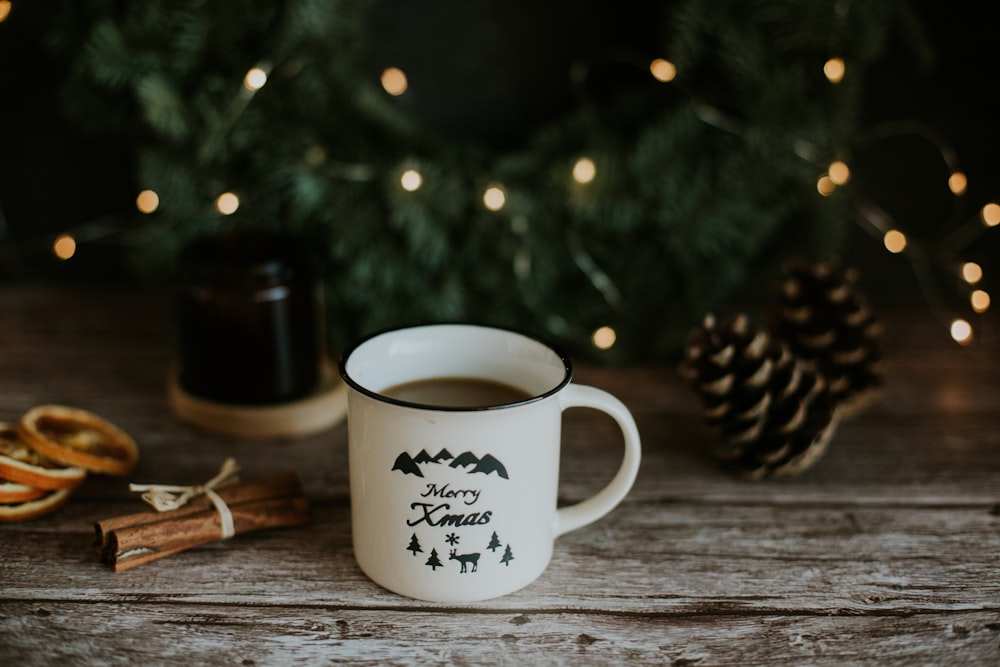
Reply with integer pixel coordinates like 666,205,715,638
95,470,310,572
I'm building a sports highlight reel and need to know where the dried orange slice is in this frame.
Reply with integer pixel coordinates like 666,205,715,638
18,405,138,476
0,480,47,504
0,487,73,523
0,422,87,490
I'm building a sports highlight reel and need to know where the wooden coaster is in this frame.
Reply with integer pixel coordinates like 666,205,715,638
167,360,347,439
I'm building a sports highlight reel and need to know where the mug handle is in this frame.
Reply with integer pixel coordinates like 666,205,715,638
554,383,642,537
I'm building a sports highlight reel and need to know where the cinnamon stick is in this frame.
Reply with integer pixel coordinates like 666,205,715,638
94,470,303,553
105,495,311,572
95,470,311,572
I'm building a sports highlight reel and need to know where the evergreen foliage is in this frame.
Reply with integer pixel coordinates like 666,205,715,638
42,0,925,360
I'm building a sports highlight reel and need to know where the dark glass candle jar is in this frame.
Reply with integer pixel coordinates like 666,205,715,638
176,232,321,405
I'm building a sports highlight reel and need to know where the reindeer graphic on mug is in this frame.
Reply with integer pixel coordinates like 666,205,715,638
449,549,480,572
393,448,515,574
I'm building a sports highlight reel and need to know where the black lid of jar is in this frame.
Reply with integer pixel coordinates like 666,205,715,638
178,232,311,288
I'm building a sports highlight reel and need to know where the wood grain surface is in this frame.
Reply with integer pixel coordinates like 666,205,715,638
1,283,998,665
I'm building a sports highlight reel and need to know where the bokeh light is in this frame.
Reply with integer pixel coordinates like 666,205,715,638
948,171,967,195
649,58,677,83
823,57,845,83
136,189,159,214
483,185,506,211
53,234,76,260
982,202,1000,227
400,169,423,192
883,229,907,253
961,262,982,284
572,157,597,184
592,326,617,350
828,160,850,185
216,192,240,215
816,175,836,196
971,290,990,313
380,67,408,96
950,318,973,345
243,67,268,91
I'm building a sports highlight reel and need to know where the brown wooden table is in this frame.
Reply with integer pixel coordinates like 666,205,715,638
1,283,998,665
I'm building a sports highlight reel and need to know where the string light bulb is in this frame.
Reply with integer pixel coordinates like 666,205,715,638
0,1,11,23
380,67,408,96
982,202,1000,227
136,189,159,214
53,234,76,260
400,168,422,192
816,174,836,196
572,157,597,184
961,262,983,284
948,171,967,195
971,290,991,313
950,318,973,345
828,160,850,185
823,57,846,83
883,229,907,253
243,66,268,92
215,192,240,215
483,185,506,211
591,326,617,350
649,58,676,83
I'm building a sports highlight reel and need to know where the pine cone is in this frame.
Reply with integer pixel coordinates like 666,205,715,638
679,314,839,479
774,259,883,415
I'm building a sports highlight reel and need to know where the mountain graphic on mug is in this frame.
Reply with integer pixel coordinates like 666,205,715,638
392,448,509,479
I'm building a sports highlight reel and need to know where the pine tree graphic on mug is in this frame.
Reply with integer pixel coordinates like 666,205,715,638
500,544,514,566
406,533,422,556
487,531,502,551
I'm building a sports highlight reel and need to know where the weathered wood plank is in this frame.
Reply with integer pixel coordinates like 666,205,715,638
2,501,998,614
2,601,998,666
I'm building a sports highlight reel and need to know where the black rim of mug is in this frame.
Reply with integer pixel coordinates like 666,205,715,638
337,323,573,412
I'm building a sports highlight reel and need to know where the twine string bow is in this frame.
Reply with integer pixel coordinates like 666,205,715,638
129,457,241,539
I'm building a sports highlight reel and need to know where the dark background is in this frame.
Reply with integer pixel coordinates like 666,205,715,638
840,2,1000,306
0,3,997,306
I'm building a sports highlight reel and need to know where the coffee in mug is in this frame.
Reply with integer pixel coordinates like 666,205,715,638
382,377,532,407
339,324,641,602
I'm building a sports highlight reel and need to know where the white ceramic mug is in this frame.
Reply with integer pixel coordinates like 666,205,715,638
338,324,642,602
